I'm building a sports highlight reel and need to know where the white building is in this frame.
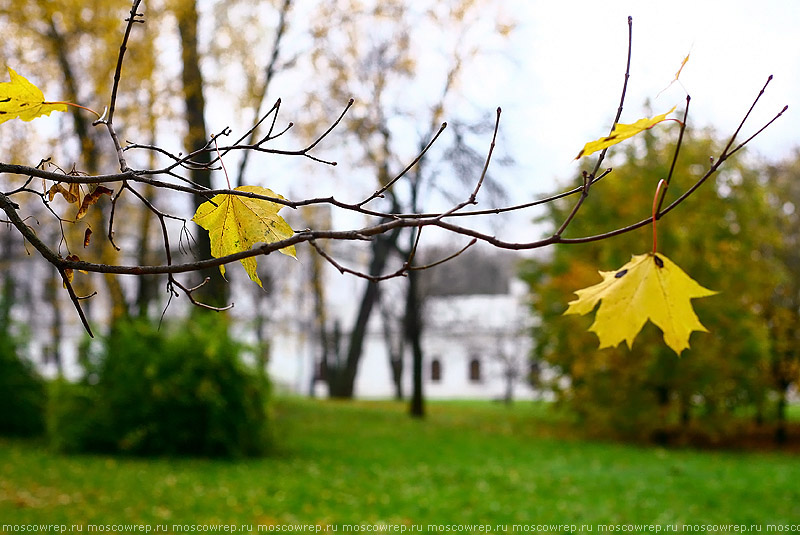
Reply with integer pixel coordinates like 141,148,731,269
266,246,541,401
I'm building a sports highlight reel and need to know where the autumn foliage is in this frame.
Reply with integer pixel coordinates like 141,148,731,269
522,129,797,443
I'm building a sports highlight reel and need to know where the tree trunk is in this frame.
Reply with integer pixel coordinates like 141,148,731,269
680,393,691,427
379,295,405,400
48,17,131,322
776,381,789,445
176,0,228,308
390,353,404,401
48,19,100,172
503,368,515,405
405,267,424,418
309,243,329,398
326,227,401,398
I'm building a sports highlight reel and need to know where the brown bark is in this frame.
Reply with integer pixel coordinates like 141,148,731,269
176,0,228,307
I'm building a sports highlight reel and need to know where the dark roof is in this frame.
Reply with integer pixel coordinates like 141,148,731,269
420,245,516,296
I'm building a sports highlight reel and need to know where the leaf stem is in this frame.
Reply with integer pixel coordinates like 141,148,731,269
46,101,102,119
213,136,232,189
652,178,666,253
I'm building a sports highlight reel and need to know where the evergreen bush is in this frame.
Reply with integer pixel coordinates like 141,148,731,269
50,315,270,457
0,339,46,437
0,285,45,437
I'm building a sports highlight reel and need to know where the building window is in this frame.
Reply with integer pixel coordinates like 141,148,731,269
469,357,482,383
431,358,442,382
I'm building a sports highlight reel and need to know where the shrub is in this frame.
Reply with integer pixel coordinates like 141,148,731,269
0,286,45,438
50,315,270,457
0,341,46,437
48,380,114,452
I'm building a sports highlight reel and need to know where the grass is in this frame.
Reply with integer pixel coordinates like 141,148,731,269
1,397,799,530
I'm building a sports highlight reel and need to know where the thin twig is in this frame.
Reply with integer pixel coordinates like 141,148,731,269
410,238,477,271
309,239,410,282
236,0,293,186
59,269,94,337
720,75,774,159
93,0,144,172
169,276,234,311
358,122,448,207
554,15,633,238
655,95,691,214
434,107,500,221
106,0,143,124
557,100,788,245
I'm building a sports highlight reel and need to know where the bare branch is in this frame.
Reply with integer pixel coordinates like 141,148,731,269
358,122,448,207
433,107,501,221
656,95,691,214
554,15,634,239
59,269,94,337
411,238,477,271
168,276,234,312
91,0,145,172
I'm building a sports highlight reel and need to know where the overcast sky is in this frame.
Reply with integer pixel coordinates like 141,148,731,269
487,0,799,199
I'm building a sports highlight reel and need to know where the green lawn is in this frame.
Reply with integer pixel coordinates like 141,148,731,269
0,398,798,531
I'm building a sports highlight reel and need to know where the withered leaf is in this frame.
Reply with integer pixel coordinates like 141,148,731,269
75,186,113,220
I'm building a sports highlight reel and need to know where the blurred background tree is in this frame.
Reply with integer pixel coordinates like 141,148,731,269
763,150,800,444
0,0,163,338
300,0,513,413
520,124,794,444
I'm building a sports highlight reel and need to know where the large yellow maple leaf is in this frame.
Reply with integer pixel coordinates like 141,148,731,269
192,186,296,287
575,107,676,159
0,67,67,124
564,252,717,355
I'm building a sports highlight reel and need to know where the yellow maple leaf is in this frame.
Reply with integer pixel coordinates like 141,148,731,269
564,252,717,355
192,186,296,287
0,67,67,124
575,107,676,159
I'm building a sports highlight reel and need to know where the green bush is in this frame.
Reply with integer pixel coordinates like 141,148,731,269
50,315,270,457
0,339,46,437
48,380,114,452
0,284,45,438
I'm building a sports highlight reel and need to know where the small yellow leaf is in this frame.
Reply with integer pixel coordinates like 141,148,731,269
673,53,690,82
564,252,717,355
0,67,67,124
192,186,296,287
575,107,676,159
657,53,691,97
